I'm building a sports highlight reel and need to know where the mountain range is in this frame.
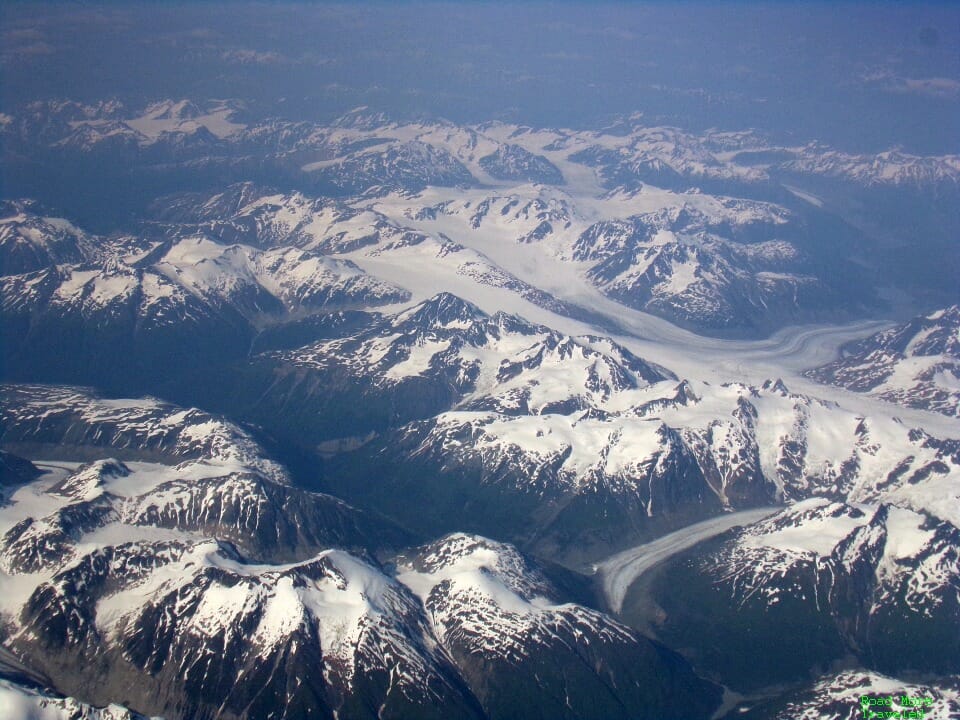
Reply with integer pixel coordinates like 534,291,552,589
1,97,958,719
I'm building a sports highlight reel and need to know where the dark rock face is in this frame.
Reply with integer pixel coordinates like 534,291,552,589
0,449,41,488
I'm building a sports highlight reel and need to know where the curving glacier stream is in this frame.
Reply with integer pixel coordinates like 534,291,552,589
595,507,781,614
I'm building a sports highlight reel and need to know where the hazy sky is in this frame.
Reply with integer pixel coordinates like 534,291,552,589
2,2,959,152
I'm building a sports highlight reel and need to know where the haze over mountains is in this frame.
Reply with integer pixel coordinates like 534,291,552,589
1,3,958,719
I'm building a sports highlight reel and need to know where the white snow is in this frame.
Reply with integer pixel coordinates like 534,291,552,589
398,537,554,617
661,257,699,295
384,339,450,380
124,100,245,140
877,506,935,582
742,498,870,557
0,465,72,537
251,575,305,646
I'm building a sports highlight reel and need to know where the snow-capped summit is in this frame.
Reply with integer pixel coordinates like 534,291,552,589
249,292,673,444
13,537,482,720
47,459,131,501
396,532,721,720
306,139,477,194
0,203,409,388
393,291,487,331
0,201,94,275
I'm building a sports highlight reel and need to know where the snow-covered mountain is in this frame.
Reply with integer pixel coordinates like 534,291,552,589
0,385,468,719
579,209,829,330
477,144,565,184
0,203,407,318
0,384,287,481
6,98,246,154
396,533,720,720
18,539,487,720
0,384,720,720
8,100,958,332
2,95,959,717
306,139,476,194
806,306,960,417
145,183,604,323
779,145,960,189
9,100,958,192
0,386,411,568
141,178,869,334
373,184,842,332
0,202,409,389
351,377,960,563
0,200,94,275
635,496,960,692
148,182,419,253
224,293,960,564
240,292,671,440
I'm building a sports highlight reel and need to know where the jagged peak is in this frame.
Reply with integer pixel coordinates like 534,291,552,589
395,292,487,330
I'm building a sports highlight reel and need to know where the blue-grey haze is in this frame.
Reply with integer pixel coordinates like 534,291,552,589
2,2,958,152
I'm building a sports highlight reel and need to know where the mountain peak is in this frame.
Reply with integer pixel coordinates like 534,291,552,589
397,293,487,330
